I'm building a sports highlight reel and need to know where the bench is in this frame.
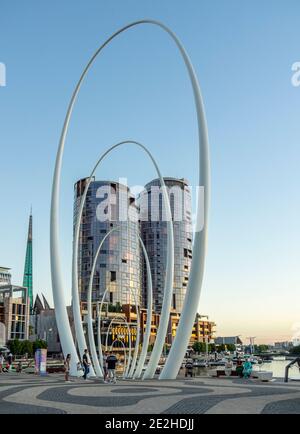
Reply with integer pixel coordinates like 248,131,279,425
209,369,273,382
208,369,238,378
251,371,273,381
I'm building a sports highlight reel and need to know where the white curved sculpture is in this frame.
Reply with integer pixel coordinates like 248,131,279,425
76,143,156,379
87,227,119,377
97,287,111,368
134,238,153,379
104,315,132,377
110,339,127,379
88,229,152,378
87,228,152,378
97,287,133,372
50,20,209,380
71,140,173,380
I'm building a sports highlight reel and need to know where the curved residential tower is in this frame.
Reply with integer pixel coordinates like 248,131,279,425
74,178,142,310
139,178,193,314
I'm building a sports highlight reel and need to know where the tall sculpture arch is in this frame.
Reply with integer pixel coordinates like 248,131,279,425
110,339,127,379
105,316,132,377
73,140,173,379
134,237,153,379
86,227,119,377
86,225,152,378
50,20,209,379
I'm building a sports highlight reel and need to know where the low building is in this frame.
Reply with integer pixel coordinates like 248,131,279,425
31,294,74,354
0,267,11,286
83,301,216,351
274,341,293,351
292,339,300,347
0,283,30,343
167,312,215,346
215,336,243,346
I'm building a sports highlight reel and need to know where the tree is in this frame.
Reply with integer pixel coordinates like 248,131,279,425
7,339,22,355
192,342,206,354
33,339,47,353
255,345,269,353
290,345,300,355
115,302,122,313
208,343,216,353
20,340,33,356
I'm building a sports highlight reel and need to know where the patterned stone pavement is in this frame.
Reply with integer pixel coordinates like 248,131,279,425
1,373,300,414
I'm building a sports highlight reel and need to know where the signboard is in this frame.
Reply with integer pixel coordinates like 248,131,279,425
35,349,47,376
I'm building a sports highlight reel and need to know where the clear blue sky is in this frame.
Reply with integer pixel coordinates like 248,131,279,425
1,0,300,344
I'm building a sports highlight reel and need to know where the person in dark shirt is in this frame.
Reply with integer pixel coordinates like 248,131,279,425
185,359,194,378
82,349,90,380
7,353,13,371
103,352,109,383
107,352,117,383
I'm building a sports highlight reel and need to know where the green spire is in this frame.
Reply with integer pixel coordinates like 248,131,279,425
23,212,33,311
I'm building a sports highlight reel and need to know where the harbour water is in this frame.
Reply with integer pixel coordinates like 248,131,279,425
253,358,300,381
194,357,300,381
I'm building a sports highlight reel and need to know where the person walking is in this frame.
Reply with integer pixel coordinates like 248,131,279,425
103,351,109,383
64,354,71,382
0,353,4,373
7,352,13,372
17,361,22,373
107,351,117,384
185,359,194,378
82,349,90,380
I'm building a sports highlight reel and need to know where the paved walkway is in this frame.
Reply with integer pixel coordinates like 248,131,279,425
1,374,300,414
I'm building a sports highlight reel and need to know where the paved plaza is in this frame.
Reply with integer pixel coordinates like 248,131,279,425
1,373,300,414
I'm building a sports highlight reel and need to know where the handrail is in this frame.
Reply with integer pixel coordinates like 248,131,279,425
284,357,300,383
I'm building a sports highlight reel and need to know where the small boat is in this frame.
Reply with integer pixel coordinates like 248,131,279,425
209,359,226,367
194,361,209,368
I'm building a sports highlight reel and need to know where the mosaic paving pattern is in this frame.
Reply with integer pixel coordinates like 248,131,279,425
1,373,300,414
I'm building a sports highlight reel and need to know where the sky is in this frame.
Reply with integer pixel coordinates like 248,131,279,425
0,0,300,345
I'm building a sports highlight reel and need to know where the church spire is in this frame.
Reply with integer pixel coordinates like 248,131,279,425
23,211,33,311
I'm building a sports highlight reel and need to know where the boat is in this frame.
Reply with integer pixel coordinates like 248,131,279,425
193,360,209,368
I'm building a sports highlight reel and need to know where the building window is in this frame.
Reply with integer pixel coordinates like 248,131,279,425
110,271,116,282
110,292,113,303
173,294,176,310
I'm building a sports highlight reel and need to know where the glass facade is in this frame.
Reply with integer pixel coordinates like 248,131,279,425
74,179,142,308
139,178,193,314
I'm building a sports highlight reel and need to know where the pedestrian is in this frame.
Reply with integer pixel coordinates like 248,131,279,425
107,351,117,384
243,358,253,379
17,361,22,373
185,359,194,378
7,352,13,372
225,359,233,377
0,353,4,373
103,351,109,383
64,354,71,382
236,358,243,378
82,349,90,380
